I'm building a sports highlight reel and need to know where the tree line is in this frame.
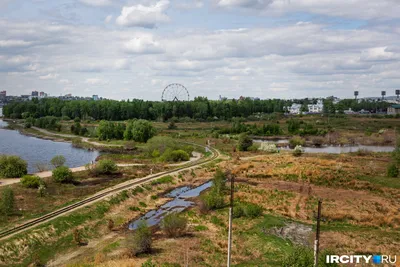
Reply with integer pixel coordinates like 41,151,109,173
3,97,391,122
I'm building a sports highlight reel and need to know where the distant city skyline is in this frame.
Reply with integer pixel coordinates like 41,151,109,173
1,1,400,100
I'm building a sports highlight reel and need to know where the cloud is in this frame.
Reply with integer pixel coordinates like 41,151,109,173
39,73,59,80
214,0,400,20
80,0,114,7
175,0,204,9
0,39,33,48
105,15,113,23
116,0,170,28
123,34,165,54
85,78,109,85
361,47,399,61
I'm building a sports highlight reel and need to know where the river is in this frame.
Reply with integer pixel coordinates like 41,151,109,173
0,119,99,173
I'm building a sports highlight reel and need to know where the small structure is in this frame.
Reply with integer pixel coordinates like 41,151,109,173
387,104,400,115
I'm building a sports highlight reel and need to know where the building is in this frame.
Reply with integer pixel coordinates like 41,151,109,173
93,95,99,101
387,105,400,115
307,99,324,114
32,91,39,97
0,91,6,102
288,103,302,115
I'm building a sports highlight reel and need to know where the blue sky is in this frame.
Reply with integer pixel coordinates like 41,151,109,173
1,0,400,100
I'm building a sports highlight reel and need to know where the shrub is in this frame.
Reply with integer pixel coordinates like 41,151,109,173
237,133,253,151
50,155,66,168
52,166,74,183
168,121,177,130
201,190,225,211
161,212,188,237
293,145,304,157
0,187,15,216
283,247,338,267
233,202,263,218
151,175,173,185
387,163,399,178
0,155,28,178
289,137,305,148
95,160,118,175
311,136,325,147
259,142,278,153
142,259,156,267
212,169,226,194
131,222,152,255
161,149,190,162
20,175,42,188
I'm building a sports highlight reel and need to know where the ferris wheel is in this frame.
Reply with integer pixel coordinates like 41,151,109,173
161,83,190,102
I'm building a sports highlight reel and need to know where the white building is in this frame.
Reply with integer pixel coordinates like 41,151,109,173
307,99,324,114
288,103,302,114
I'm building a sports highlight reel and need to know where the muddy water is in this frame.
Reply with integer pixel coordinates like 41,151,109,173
128,181,213,230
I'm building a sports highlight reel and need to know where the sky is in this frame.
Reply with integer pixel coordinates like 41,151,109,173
1,0,400,101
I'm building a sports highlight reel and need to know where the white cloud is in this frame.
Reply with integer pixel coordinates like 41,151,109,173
80,0,113,7
123,34,165,54
0,39,33,48
114,59,131,70
105,15,113,23
361,47,399,61
116,0,170,28
85,78,109,85
39,73,59,80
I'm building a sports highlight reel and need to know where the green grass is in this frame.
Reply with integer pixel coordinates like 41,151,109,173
356,175,400,189
102,241,120,253
151,175,173,186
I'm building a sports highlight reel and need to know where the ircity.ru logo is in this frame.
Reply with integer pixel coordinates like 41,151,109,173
326,255,397,265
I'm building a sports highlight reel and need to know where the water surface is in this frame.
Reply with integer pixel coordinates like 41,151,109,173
0,120,99,173
129,181,212,230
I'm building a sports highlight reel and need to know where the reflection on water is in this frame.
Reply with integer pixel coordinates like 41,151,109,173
0,120,99,173
129,181,213,230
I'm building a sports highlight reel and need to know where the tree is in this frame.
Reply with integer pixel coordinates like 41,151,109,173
237,133,253,151
129,120,156,143
387,163,399,178
0,187,15,216
212,169,226,194
94,160,118,175
0,155,28,178
131,222,152,255
52,166,74,183
50,155,66,168
161,212,187,237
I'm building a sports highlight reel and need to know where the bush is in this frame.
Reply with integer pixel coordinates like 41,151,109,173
233,202,263,218
0,155,28,178
50,155,66,168
168,121,177,130
161,212,188,237
212,169,226,194
20,175,42,188
201,190,225,211
289,137,305,148
237,133,253,151
52,166,74,183
259,142,278,153
387,163,399,178
161,149,190,162
0,187,15,216
95,160,118,175
131,222,152,255
293,145,304,157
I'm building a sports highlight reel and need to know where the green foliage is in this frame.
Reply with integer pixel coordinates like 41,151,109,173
161,149,190,162
233,202,263,218
146,136,193,158
387,163,399,178
0,155,28,178
33,116,61,131
151,175,173,185
126,119,156,143
142,259,156,267
212,169,226,194
201,190,225,211
289,137,305,148
52,166,74,183
293,146,304,157
168,121,177,130
50,155,66,168
0,187,15,216
20,175,42,188
70,122,82,135
161,212,188,237
131,222,152,255
95,160,118,175
237,133,253,151
97,120,126,140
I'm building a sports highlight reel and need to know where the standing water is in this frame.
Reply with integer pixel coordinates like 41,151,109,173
129,181,213,230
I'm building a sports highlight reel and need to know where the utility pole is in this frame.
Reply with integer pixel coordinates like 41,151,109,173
227,171,234,267
314,200,322,267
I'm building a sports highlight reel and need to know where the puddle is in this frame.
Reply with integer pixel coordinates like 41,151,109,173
128,181,213,230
